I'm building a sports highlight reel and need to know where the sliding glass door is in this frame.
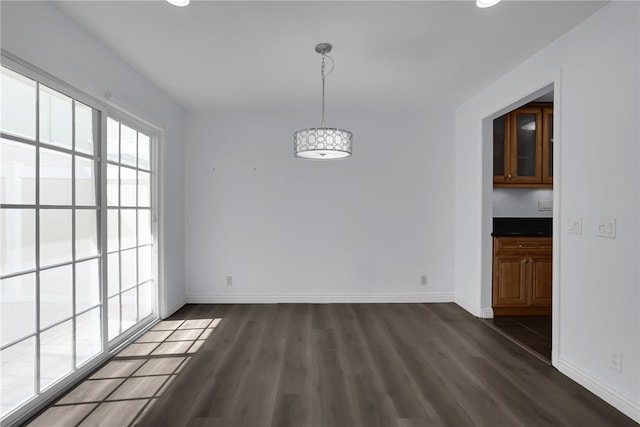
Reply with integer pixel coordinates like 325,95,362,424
0,61,158,422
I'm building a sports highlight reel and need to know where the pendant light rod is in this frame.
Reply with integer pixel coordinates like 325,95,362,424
316,43,333,128
321,54,326,128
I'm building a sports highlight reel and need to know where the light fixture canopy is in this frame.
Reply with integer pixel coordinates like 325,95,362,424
476,0,501,8
167,0,190,7
294,43,353,160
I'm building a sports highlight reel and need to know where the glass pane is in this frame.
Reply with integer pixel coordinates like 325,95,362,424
0,208,36,275
39,85,72,149
493,116,505,177
121,209,136,250
107,295,120,341
121,248,137,291
1,138,36,204
138,171,151,208
40,264,72,329
138,210,151,246
138,245,152,284
39,148,72,206
76,209,99,259
516,113,537,177
0,337,36,415
0,274,36,346
107,164,119,207
108,209,119,252
138,281,153,320
74,101,97,155
121,288,137,332
107,253,120,297
76,258,100,313
40,209,72,267
107,118,119,163
138,133,150,171
76,307,101,367
120,125,137,167
40,320,73,390
75,156,96,206
1,66,36,140
120,167,136,207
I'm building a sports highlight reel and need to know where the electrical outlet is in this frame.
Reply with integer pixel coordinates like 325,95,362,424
609,352,622,372
538,200,553,211
226,276,233,286
421,275,427,286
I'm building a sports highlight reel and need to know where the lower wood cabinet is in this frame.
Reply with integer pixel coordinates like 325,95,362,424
492,236,552,316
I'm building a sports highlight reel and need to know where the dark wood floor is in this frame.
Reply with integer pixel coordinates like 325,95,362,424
28,303,635,427
485,315,552,362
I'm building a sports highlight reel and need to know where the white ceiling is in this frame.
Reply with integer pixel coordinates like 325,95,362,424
54,0,606,111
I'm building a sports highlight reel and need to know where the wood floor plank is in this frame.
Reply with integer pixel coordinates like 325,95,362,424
28,303,636,427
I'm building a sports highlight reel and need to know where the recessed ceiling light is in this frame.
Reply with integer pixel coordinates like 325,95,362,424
476,0,501,8
167,0,190,7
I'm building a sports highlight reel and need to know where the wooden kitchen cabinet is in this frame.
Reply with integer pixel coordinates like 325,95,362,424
492,236,552,315
493,103,553,188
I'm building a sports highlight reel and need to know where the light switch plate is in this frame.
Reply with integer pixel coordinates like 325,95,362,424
568,217,582,234
597,219,616,238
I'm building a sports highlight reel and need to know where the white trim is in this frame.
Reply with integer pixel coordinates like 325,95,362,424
186,293,454,305
164,297,187,319
558,356,640,423
454,294,480,317
551,69,563,369
155,131,166,319
480,307,494,318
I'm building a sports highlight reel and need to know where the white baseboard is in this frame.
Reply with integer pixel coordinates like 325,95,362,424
164,297,186,319
186,293,454,304
454,295,478,317
558,356,640,423
480,307,494,318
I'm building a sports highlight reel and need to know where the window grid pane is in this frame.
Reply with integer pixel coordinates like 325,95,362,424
1,65,157,421
0,65,115,420
0,337,36,414
0,208,36,275
39,85,72,149
1,67,36,140
0,273,36,347
1,138,36,205
105,117,155,345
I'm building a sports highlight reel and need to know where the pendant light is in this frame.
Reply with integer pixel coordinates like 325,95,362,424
294,43,353,160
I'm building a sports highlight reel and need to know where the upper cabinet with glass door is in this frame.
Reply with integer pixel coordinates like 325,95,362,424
493,103,553,188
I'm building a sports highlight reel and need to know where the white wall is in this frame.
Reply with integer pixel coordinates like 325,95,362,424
0,1,187,316
454,2,639,421
185,109,455,302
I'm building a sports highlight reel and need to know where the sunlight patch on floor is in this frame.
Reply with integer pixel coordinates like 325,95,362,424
26,318,222,426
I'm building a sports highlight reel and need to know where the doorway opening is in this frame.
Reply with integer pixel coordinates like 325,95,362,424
484,86,555,363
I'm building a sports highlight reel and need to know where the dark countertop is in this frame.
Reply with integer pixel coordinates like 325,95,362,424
492,217,552,237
